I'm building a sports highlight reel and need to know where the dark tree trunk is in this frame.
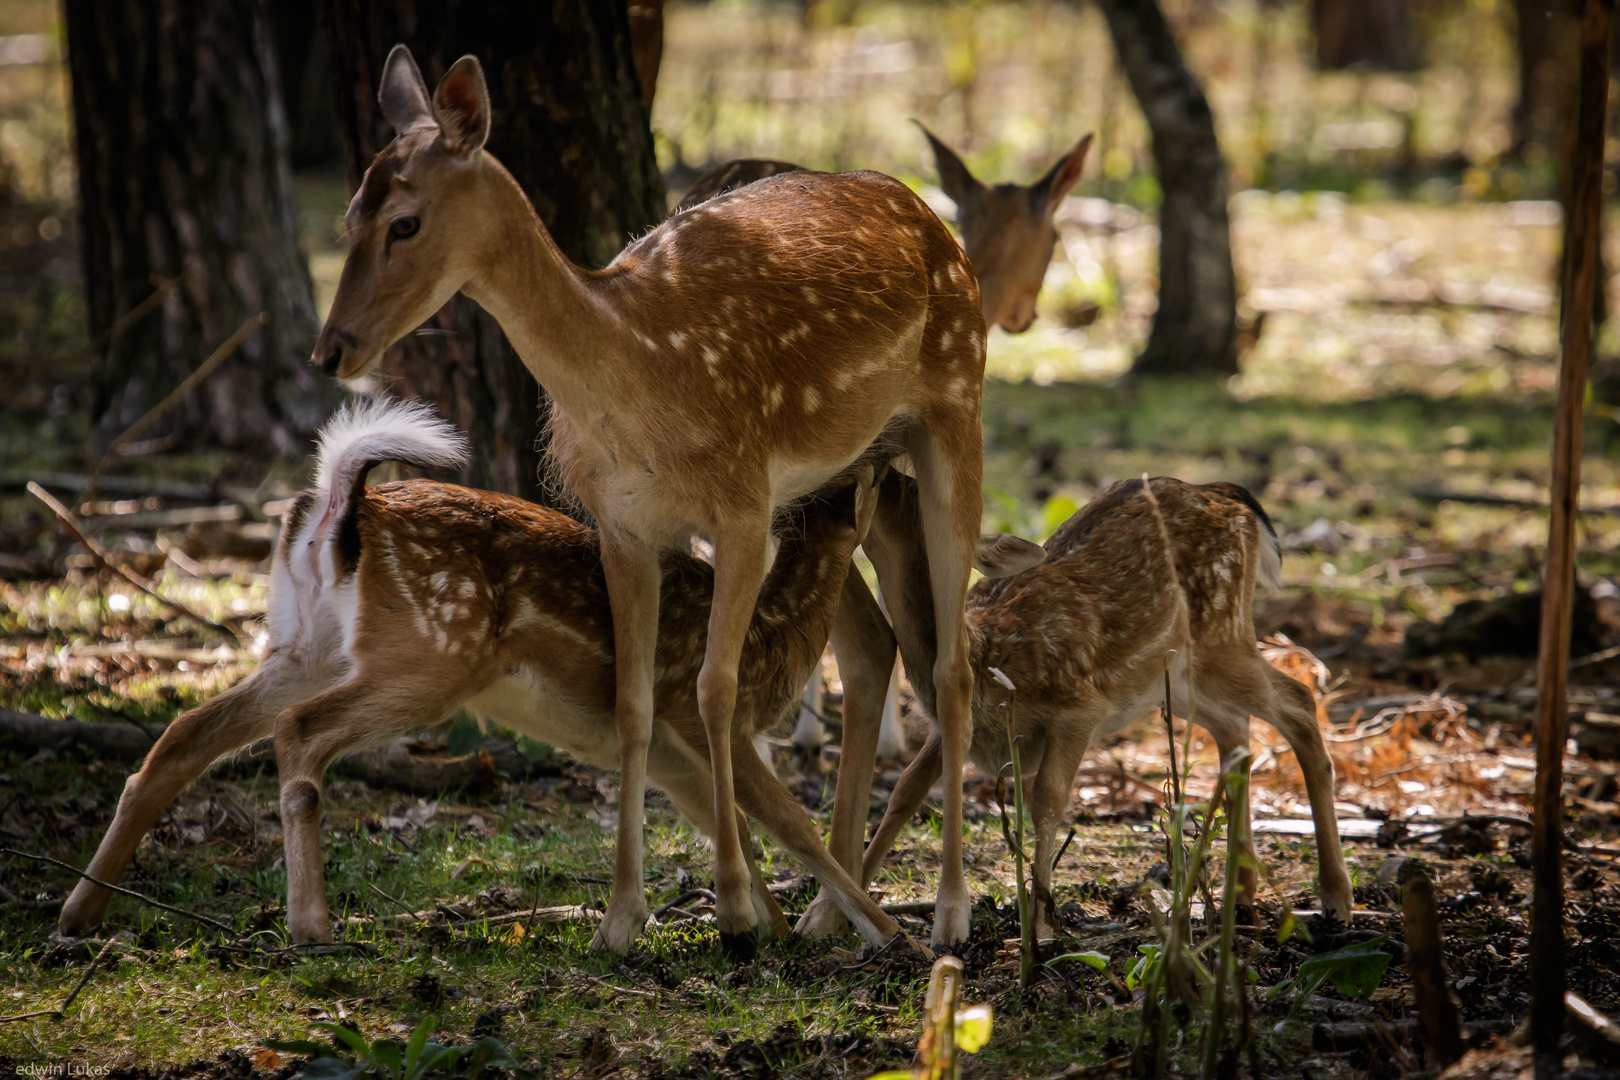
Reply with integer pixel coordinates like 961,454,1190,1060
64,0,339,453
1511,0,1566,159
1311,0,1420,71
268,0,346,170
321,1,665,504
1097,0,1238,377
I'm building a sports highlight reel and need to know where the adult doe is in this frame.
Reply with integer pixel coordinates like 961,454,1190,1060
312,48,988,954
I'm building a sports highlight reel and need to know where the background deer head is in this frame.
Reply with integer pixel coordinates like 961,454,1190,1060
919,124,1091,334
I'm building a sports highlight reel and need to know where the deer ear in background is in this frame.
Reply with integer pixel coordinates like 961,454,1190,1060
433,55,492,154
974,533,1046,578
379,44,433,133
916,121,985,210
1030,133,1093,219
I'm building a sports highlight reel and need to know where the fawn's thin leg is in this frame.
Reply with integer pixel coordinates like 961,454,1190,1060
59,656,315,934
276,676,467,944
648,740,788,939
909,428,981,948
592,535,662,955
697,516,774,959
1029,735,1088,942
857,730,944,891
732,728,923,954
798,568,897,939
1262,667,1353,920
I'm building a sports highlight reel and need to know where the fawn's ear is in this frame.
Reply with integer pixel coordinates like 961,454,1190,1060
433,55,491,154
379,44,433,133
974,534,1045,578
1031,133,1092,218
916,121,983,209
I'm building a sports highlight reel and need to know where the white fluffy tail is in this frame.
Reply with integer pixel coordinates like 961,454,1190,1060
314,396,469,512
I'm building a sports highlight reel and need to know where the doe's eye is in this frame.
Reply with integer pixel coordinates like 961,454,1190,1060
389,216,420,240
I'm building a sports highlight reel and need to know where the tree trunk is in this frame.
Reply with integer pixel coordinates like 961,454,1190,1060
321,1,665,504
1511,0,1566,160
64,0,340,453
1311,0,1420,71
1097,0,1238,377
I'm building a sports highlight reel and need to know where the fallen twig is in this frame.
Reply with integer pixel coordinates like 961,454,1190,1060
1,847,238,938
27,481,244,643
653,888,715,920
87,311,269,499
0,936,118,1024
1409,484,1620,516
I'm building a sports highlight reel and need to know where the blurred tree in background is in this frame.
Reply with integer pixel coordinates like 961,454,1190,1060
321,0,665,505
63,0,342,454
1098,0,1237,376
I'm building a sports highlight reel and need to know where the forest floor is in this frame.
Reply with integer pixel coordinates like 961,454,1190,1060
8,169,1620,1077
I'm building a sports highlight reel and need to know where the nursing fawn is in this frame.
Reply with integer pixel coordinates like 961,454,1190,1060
60,400,936,953
313,46,986,955
801,474,1353,941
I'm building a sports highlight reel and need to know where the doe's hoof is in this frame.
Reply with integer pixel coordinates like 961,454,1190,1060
718,928,758,964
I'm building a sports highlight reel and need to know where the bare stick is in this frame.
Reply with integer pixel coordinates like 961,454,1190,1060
87,311,269,499
1,847,238,938
1403,871,1464,1066
1532,0,1612,1060
89,275,181,354
26,481,243,642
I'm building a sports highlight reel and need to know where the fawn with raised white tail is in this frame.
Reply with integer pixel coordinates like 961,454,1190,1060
312,48,988,955
58,401,970,952
799,474,1354,942
677,126,1092,334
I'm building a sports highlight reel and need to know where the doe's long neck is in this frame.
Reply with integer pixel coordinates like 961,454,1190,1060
457,157,627,413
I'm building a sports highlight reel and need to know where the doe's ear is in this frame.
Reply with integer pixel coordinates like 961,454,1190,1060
379,44,433,133
433,55,491,154
915,121,983,209
1031,133,1092,218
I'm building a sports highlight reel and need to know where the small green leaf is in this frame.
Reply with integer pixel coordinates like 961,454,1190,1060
299,1059,361,1080
311,1022,369,1057
446,712,485,757
261,1039,331,1058
462,1036,519,1077
514,736,553,761
402,1015,435,1077
369,1039,403,1080
1047,950,1109,971
1296,941,1392,1000
1040,493,1080,539
955,1004,993,1054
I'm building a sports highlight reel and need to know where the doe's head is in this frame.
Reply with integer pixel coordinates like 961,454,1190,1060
315,45,494,380
919,124,1091,334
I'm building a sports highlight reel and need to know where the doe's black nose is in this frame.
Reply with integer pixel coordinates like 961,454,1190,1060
320,343,343,374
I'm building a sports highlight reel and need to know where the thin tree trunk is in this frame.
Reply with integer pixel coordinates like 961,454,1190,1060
321,1,665,505
1532,1,1611,1062
64,0,339,453
1097,0,1237,377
